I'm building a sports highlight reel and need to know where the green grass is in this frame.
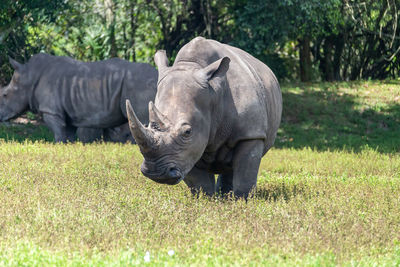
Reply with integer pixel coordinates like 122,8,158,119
0,123,53,142
277,80,400,153
0,80,399,265
0,143,399,266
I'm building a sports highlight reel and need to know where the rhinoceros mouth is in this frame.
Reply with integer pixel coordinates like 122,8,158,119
148,176,184,185
0,108,26,122
141,162,184,185
0,113,14,122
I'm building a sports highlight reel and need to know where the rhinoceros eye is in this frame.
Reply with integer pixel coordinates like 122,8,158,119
150,122,161,131
180,124,192,138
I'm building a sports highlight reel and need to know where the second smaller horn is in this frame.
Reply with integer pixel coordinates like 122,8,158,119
149,101,170,130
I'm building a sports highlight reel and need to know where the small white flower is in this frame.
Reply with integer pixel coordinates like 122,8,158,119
168,250,175,256
144,251,150,262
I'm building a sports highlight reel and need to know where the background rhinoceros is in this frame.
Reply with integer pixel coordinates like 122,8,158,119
0,53,157,142
126,37,282,198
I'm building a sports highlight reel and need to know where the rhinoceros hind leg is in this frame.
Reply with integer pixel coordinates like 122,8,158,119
216,172,233,196
65,125,77,142
42,113,69,143
232,139,264,199
77,128,103,143
184,167,215,196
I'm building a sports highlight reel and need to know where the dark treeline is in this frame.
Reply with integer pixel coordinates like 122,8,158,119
0,0,399,84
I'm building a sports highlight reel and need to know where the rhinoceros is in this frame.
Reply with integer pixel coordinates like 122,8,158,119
0,53,157,142
126,37,282,198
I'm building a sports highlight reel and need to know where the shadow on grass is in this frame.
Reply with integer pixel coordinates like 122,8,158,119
254,181,310,202
275,82,400,153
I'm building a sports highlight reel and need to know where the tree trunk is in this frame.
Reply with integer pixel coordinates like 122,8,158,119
333,33,345,81
105,0,117,58
129,1,138,62
299,37,312,82
109,23,117,58
323,36,334,82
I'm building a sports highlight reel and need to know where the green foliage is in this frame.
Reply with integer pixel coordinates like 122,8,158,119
232,0,342,47
32,0,160,63
339,0,400,79
231,0,400,81
0,0,67,84
230,0,342,80
0,0,399,83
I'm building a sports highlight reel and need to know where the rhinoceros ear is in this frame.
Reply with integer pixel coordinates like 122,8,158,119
154,50,169,72
9,57,23,71
201,57,230,81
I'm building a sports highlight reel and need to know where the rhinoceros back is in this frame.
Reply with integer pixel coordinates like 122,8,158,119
63,58,126,127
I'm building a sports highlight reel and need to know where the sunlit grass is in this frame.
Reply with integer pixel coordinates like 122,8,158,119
0,142,399,265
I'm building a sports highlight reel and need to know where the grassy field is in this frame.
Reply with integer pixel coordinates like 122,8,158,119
0,80,399,266
277,80,400,153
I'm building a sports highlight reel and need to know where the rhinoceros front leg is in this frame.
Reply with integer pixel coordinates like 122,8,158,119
42,113,71,143
184,166,215,196
232,139,264,199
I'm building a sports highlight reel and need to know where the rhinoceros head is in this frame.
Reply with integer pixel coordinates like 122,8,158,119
126,50,230,185
0,57,30,121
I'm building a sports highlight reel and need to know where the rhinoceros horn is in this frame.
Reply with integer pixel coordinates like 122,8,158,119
149,101,170,130
126,99,154,150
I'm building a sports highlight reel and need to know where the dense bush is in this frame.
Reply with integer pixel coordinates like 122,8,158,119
0,0,399,84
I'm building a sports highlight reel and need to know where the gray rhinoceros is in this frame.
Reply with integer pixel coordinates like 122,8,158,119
0,53,157,142
126,37,282,198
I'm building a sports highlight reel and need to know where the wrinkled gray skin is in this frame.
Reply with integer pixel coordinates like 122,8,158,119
77,123,134,143
126,37,282,198
0,53,157,142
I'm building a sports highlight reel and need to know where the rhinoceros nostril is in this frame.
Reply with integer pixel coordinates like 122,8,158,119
167,167,181,179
